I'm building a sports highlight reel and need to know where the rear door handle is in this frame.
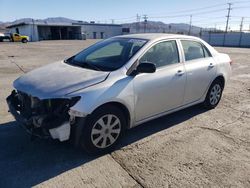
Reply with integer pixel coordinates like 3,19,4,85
208,63,214,68
176,70,184,76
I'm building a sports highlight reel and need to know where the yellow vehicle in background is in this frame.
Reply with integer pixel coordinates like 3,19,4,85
0,33,29,43
10,33,29,43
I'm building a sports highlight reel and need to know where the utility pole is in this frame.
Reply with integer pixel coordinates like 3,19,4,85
225,3,232,33
239,17,244,47
188,15,192,35
223,3,232,46
240,17,244,32
32,18,35,41
143,15,148,33
136,14,141,33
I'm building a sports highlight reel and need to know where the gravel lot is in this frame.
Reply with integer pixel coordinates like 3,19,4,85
0,40,249,188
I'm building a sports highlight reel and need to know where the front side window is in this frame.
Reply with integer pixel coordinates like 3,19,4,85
66,38,147,71
140,40,179,68
181,40,212,61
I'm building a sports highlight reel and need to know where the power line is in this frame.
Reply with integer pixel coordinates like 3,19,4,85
149,8,227,19
231,16,250,18
230,0,250,4
136,14,141,32
233,5,250,9
113,16,136,21
148,2,227,16
90,1,250,30
192,16,226,23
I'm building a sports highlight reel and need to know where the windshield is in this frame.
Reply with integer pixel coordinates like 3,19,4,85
65,38,148,71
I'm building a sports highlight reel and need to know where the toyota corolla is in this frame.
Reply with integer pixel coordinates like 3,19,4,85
6,34,232,154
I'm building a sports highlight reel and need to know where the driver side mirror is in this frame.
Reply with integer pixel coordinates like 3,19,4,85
127,61,156,76
135,62,156,74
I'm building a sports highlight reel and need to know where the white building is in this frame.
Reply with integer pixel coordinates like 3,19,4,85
7,20,122,41
75,22,123,39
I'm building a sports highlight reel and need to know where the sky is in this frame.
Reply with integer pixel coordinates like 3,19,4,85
0,0,250,30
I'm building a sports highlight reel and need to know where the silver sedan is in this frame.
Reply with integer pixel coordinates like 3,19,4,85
7,34,232,154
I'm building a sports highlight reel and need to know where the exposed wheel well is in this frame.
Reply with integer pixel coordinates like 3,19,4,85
214,75,225,89
92,102,131,129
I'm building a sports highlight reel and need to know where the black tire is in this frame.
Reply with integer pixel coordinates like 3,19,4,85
22,39,28,43
80,105,126,154
203,79,224,109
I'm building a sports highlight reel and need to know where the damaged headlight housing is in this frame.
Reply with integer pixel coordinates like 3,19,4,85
32,96,81,128
68,96,87,117
68,109,86,117
44,96,81,109
69,96,81,107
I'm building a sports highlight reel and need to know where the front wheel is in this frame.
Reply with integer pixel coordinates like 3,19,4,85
22,39,28,43
80,105,126,154
203,80,224,109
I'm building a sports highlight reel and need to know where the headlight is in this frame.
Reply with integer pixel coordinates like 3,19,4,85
68,97,86,117
68,109,86,117
31,96,40,108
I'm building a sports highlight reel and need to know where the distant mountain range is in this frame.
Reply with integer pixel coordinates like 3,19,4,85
0,17,205,35
123,21,202,35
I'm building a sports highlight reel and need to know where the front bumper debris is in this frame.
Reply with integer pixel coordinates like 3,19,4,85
6,90,76,140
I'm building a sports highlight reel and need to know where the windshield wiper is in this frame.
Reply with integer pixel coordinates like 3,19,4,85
67,59,102,71
81,61,102,71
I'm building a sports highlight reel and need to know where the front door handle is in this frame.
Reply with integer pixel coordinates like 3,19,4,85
176,70,184,76
208,63,214,68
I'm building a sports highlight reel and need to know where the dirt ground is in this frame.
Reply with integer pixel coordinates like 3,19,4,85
0,40,249,188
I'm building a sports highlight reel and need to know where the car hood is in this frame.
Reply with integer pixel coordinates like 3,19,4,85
13,61,109,99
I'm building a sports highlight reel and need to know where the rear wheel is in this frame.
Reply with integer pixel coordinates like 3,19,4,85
203,79,224,109
80,105,125,154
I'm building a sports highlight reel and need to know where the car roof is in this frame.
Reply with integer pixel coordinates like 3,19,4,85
115,33,200,41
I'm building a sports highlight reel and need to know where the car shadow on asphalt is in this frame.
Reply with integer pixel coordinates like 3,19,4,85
0,104,207,187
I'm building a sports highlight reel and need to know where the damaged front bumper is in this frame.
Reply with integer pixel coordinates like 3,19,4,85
6,90,80,141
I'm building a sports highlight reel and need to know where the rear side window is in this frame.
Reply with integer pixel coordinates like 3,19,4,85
181,40,211,61
140,40,179,68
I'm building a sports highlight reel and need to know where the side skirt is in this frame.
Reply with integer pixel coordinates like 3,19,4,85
133,98,204,128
